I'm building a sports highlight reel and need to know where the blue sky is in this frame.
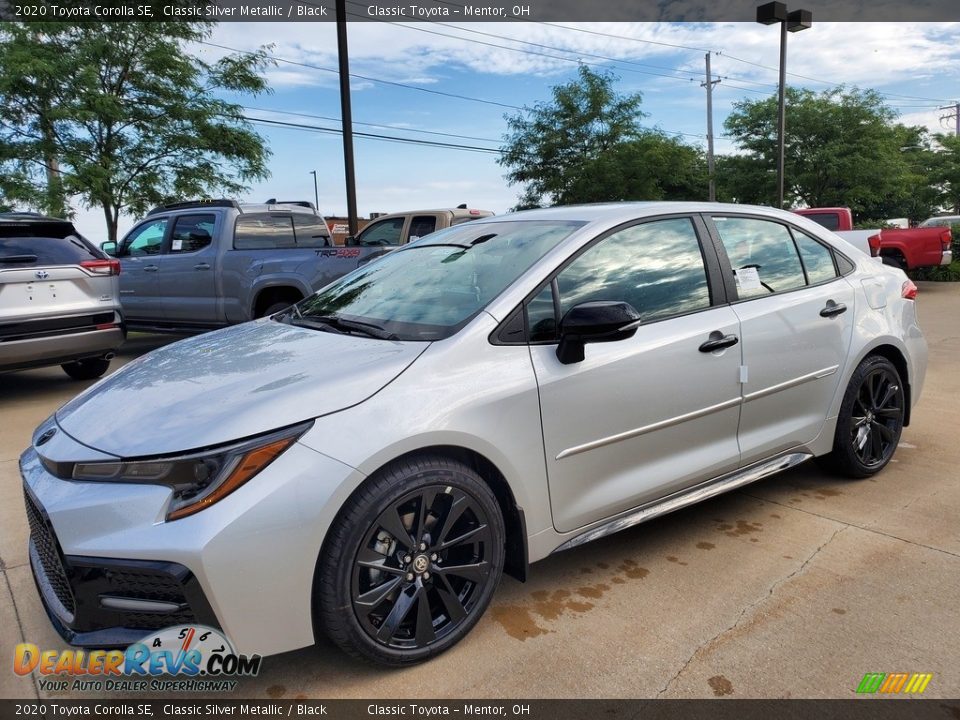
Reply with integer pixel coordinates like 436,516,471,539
69,21,960,241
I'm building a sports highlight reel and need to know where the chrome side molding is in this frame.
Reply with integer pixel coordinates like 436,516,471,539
552,451,813,553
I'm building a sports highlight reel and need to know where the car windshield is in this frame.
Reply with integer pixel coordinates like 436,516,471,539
287,220,584,341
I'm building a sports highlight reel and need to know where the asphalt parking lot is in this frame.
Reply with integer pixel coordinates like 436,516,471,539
2,283,959,700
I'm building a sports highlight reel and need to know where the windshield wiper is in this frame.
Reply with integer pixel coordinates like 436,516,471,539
297,314,399,340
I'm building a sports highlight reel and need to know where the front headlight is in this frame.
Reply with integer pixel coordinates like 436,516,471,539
71,421,313,521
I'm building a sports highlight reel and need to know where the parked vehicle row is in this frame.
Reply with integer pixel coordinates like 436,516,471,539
102,200,493,333
21,202,926,667
794,207,953,271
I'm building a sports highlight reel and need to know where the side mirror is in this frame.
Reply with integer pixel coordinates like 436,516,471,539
556,301,642,365
344,235,357,246
101,241,117,256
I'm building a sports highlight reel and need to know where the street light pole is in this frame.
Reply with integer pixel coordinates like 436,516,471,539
336,0,359,236
309,170,319,211
757,2,812,209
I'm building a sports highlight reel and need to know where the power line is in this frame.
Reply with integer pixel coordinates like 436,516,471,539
199,40,522,110
242,105,501,143
242,115,504,154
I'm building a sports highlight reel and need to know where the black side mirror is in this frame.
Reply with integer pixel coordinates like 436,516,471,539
345,235,356,246
101,241,117,256
556,301,642,365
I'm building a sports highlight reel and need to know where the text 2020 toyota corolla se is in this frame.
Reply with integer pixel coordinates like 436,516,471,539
21,203,927,665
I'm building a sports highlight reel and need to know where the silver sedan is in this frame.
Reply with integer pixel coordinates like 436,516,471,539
20,202,926,665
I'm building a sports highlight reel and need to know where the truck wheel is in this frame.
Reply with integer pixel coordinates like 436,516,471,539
261,302,294,317
818,355,905,479
316,455,505,666
61,357,111,381
881,255,907,271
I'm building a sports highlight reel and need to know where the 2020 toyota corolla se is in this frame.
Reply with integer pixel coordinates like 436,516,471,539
21,202,926,665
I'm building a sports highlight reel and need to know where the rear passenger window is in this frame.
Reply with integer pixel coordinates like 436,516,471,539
169,214,215,254
292,215,331,247
713,217,806,299
409,216,437,241
234,215,296,250
792,231,838,285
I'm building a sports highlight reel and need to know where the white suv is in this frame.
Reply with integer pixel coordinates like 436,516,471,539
0,213,125,379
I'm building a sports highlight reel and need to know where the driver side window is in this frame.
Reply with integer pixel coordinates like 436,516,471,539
357,217,404,246
120,219,167,257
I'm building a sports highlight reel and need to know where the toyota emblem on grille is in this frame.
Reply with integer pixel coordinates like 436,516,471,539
36,428,57,446
35,270,49,279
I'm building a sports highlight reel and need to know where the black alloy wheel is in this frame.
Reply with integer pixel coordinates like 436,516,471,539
850,364,904,469
352,486,493,649
821,355,906,478
317,456,504,665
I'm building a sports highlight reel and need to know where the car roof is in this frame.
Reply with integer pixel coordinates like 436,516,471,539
465,201,792,226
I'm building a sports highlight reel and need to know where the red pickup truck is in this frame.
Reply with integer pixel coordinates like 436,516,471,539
794,207,953,271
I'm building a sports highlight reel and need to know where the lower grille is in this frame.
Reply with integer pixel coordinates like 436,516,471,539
23,488,76,615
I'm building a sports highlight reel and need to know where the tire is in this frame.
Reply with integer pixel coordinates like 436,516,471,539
316,455,505,666
260,301,295,318
818,355,905,478
881,255,907,272
60,357,111,381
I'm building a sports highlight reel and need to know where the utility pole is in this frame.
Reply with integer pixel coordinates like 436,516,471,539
938,102,960,136
336,0,359,236
702,52,721,202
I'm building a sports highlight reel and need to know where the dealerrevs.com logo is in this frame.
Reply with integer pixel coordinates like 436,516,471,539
13,625,261,693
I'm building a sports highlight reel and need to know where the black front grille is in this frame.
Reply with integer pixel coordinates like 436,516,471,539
23,488,76,615
120,610,198,630
103,568,190,604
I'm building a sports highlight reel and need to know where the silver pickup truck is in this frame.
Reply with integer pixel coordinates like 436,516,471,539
103,200,384,332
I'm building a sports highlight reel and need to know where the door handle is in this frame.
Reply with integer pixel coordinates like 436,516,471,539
143,265,158,272
194,263,211,270
819,301,847,318
699,333,739,353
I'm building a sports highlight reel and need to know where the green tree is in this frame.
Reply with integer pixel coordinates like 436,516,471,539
499,66,705,208
933,133,960,214
0,22,273,241
722,87,936,221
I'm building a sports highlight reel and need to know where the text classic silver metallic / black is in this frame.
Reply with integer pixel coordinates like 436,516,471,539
20,202,927,665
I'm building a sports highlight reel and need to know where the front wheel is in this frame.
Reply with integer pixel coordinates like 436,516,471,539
316,456,505,665
820,355,905,478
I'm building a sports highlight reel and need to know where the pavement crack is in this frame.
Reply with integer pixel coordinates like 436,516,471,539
743,492,960,560
656,526,846,698
2,568,41,700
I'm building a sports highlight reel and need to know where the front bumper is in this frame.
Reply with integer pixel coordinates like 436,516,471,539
23,482,218,647
19,430,362,656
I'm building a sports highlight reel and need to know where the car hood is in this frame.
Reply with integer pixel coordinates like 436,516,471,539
55,319,429,457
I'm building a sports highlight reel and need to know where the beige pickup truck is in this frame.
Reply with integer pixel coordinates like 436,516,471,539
345,205,494,247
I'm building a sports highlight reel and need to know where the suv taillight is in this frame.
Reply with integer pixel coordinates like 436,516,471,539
902,280,918,300
867,233,882,257
80,259,121,276
940,229,952,250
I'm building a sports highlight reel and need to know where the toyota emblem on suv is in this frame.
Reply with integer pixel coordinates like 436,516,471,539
34,270,49,279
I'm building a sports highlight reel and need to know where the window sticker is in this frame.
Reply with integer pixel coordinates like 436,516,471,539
735,267,762,291
171,238,183,251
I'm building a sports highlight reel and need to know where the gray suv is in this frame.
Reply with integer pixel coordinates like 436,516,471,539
0,214,125,379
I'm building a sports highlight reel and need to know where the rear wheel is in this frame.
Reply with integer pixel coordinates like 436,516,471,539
881,255,907,271
819,355,905,478
316,456,504,665
60,357,110,381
